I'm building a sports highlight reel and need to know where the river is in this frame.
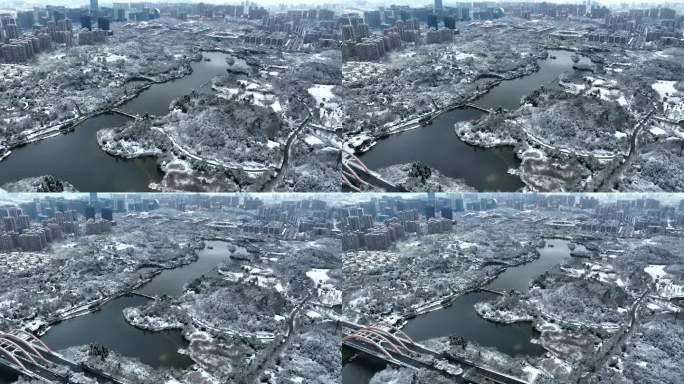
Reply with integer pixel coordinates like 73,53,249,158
343,238,582,383
0,240,234,384
0,370,16,384
0,52,232,191
360,50,592,191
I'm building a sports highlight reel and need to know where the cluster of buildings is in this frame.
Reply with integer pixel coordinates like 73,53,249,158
341,203,457,251
84,219,113,235
0,32,52,63
582,198,684,235
0,194,123,252
340,18,416,61
253,8,338,50
231,198,335,239
203,6,339,51
426,27,454,44
240,220,285,236
262,9,335,33
0,206,75,252
167,2,263,21
78,28,107,45
391,19,422,43
340,4,470,61
498,194,684,236
0,4,114,63
545,4,682,48
0,15,53,62
590,8,683,48
342,219,405,251
342,36,394,61
168,194,240,211
367,4,473,28
342,193,684,250
338,1,682,61
426,217,453,233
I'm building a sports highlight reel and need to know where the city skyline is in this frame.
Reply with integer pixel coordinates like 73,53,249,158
2,0,683,11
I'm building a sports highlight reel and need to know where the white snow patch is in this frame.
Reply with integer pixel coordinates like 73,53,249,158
649,126,668,136
306,268,331,285
303,134,324,146
652,80,678,100
645,265,667,281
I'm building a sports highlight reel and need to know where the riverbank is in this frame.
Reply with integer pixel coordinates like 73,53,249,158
23,241,204,337
0,175,78,192
374,163,477,192
348,57,544,156
352,48,624,192
394,238,545,327
88,48,340,192
0,54,200,165
346,238,576,384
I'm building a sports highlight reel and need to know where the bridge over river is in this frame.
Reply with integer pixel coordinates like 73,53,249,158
341,319,530,384
0,329,128,384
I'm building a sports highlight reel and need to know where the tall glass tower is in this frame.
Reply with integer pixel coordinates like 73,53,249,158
434,0,443,12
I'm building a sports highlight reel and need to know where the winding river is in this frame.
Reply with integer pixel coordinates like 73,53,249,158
343,238,582,383
360,50,592,191
0,240,234,384
0,52,232,191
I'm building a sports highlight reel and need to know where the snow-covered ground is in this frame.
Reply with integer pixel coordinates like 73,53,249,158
303,134,324,146
652,80,678,100
306,268,342,306
652,80,684,121
308,84,342,129
561,261,626,288
0,251,50,274
214,83,282,113
649,126,668,136
645,264,684,299
123,306,184,331
97,128,163,158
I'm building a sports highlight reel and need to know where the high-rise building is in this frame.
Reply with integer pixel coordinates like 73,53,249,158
3,216,17,233
453,198,464,212
114,8,126,22
441,207,453,220
444,16,456,29
97,17,110,31
427,14,438,29
1,15,19,41
434,0,443,12
363,10,381,28
81,15,92,30
90,0,99,16
85,205,96,220
16,11,35,31
425,205,435,219
101,207,113,221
